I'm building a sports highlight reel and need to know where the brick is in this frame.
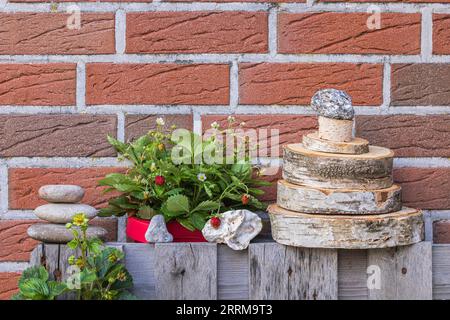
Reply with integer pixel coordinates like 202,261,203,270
86,63,229,105
0,220,39,262
319,0,450,2
391,64,450,106
126,12,268,54
9,167,126,209
202,115,318,157
165,0,305,2
0,115,117,157
356,115,450,157
239,63,383,106
434,220,450,244
394,168,450,210
0,272,21,300
279,13,420,55
0,64,75,106
433,220,450,244
125,114,193,142
433,14,450,55
0,13,115,55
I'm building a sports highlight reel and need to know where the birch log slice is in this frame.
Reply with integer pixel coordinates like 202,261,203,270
277,180,402,215
283,144,394,190
302,132,369,155
268,204,424,249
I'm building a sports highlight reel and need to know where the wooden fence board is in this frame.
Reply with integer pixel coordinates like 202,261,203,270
249,243,338,300
28,241,446,300
432,245,450,300
368,242,432,300
154,243,217,300
217,245,248,300
338,250,368,300
123,243,155,300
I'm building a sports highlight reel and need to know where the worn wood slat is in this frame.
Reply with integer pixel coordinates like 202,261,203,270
217,245,248,300
432,245,450,300
154,243,217,300
58,245,77,300
338,250,368,300
249,242,338,300
124,243,155,300
368,242,432,300
30,244,44,267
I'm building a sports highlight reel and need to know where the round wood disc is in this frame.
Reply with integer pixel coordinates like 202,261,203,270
302,132,369,155
283,144,394,190
268,204,424,249
277,180,402,215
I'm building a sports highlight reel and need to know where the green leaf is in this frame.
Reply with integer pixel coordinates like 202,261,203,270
20,279,50,300
165,194,190,214
231,163,251,179
98,206,126,217
112,184,142,193
248,188,265,196
190,213,207,230
107,135,129,154
136,206,156,220
191,200,219,214
67,239,78,250
176,218,196,232
80,269,97,284
98,173,130,187
164,188,184,197
20,266,49,284
47,281,67,297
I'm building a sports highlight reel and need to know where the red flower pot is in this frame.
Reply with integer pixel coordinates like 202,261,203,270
126,216,206,243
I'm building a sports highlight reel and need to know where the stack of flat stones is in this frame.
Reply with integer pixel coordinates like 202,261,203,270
268,89,424,249
27,185,107,243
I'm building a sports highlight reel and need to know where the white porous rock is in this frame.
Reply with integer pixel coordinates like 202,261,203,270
38,185,85,203
145,214,173,243
202,210,262,250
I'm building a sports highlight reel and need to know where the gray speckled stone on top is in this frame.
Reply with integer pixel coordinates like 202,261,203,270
311,89,354,120
38,185,85,203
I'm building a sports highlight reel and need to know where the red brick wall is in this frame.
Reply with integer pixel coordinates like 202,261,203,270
1,0,450,298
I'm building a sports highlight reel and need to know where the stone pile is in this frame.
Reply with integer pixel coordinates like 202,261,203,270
268,89,424,249
28,185,107,243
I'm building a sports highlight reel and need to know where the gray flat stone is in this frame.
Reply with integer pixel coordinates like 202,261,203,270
27,223,107,243
311,89,354,120
38,185,85,203
34,203,97,224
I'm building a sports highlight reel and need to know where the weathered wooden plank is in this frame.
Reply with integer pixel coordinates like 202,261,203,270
249,242,338,300
30,244,44,267
338,250,368,300
59,245,77,300
432,245,450,300
154,243,217,300
123,243,155,300
368,242,432,300
217,245,248,300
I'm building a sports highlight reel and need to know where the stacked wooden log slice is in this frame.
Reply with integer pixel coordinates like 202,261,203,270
268,89,424,249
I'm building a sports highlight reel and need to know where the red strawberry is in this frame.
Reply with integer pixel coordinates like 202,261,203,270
155,175,165,186
210,217,221,229
241,194,250,205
